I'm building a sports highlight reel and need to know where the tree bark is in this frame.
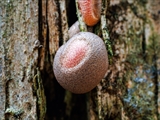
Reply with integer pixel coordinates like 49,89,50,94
0,0,160,120
0,0,46,119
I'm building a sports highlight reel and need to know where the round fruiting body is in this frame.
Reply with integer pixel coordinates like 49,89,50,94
53,32,108,94
68,21,93,38
78,0,101,26
68,21,80,38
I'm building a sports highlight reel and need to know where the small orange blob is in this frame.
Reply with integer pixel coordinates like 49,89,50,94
78,0,101,26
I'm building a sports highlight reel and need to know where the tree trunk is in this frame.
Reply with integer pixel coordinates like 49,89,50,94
0,0,159,120
0,0,45,119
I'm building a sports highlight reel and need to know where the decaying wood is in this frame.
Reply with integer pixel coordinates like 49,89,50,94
0,0,160,119
47,0,59,63
88,0,160,119
59,0,69,44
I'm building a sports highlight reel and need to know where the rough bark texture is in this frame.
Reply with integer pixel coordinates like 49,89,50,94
0,0,46,119
0,0,160,120
91,0,160,119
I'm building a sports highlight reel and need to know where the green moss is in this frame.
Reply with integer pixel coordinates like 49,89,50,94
5,107,24,117
33,68,46,120
146,33,160,63
121,2,159,118
123,32,159,119
123,72,156,118
129,0,148,21
75,0,87,32
137,0,148,6
125,26,144,67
